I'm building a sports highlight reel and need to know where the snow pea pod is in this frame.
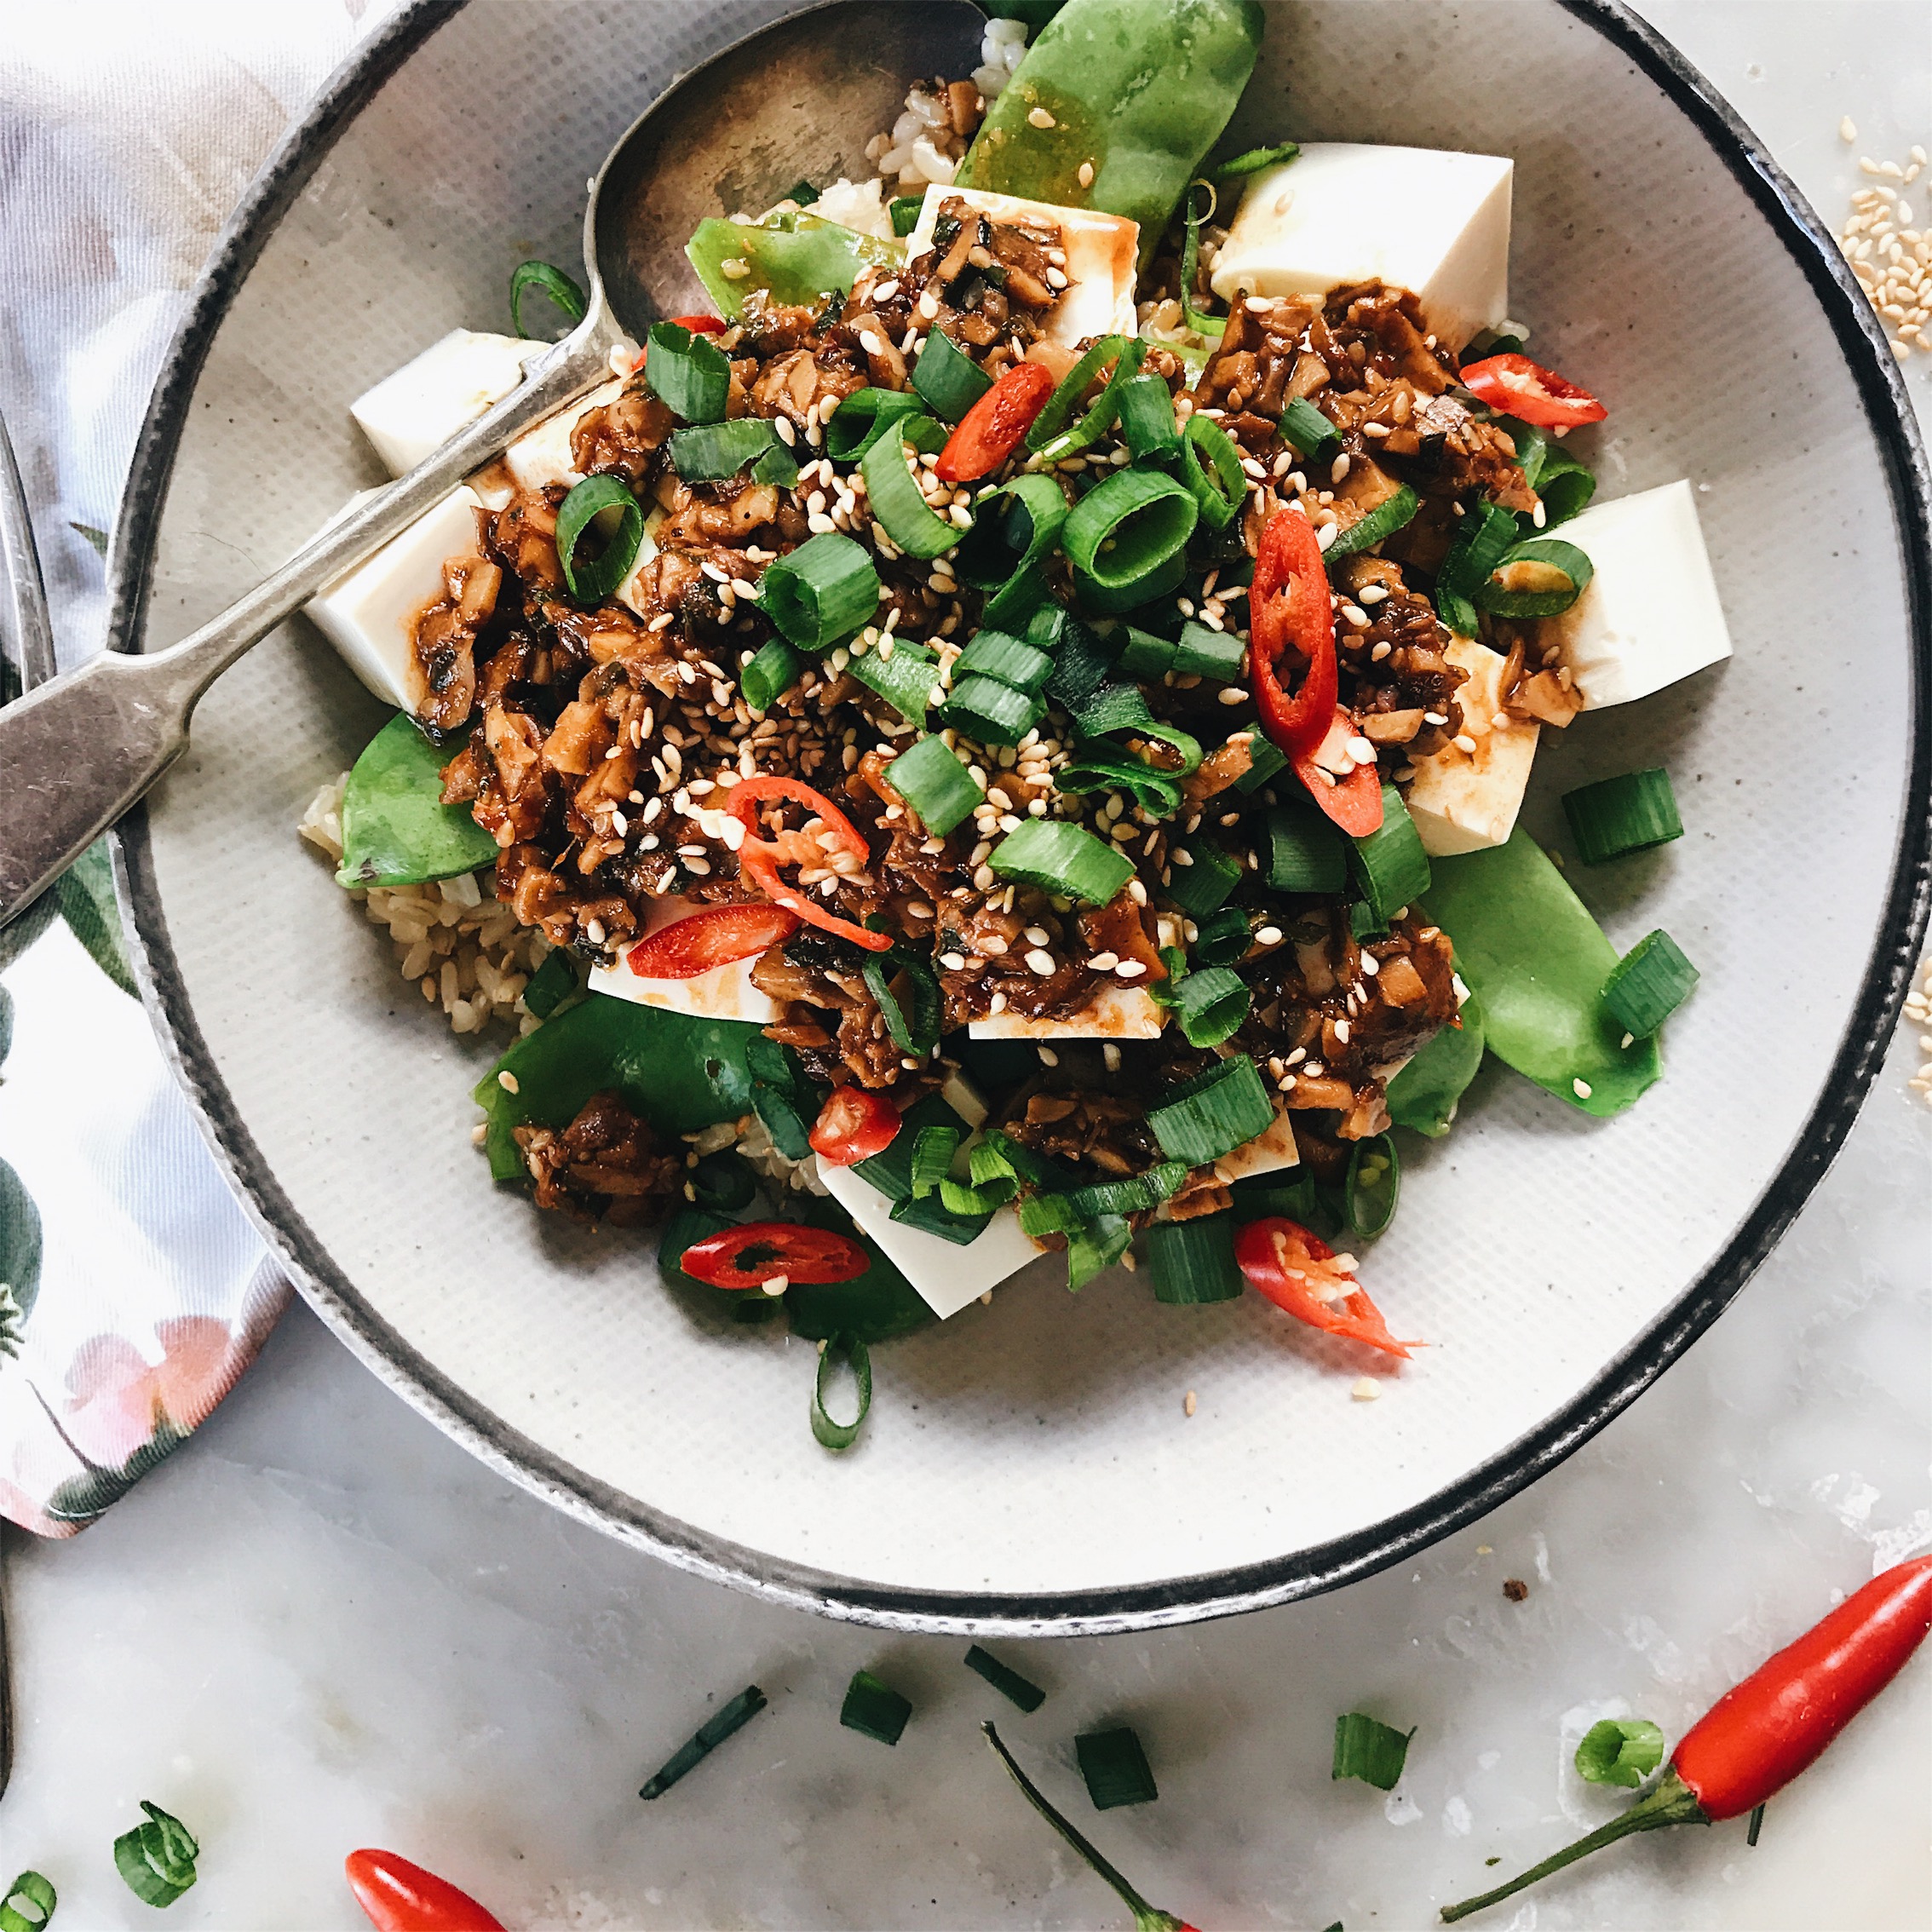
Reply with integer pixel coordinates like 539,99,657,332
1386,994,1486,1138
686,216,901,319
1423,831,1661,1118
335,713,497,890
958,0,1264,268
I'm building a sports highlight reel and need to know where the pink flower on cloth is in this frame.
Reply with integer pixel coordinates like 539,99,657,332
61,1315,253,1469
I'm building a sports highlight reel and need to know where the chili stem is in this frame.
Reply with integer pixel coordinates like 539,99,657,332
1439,1770,1707,1923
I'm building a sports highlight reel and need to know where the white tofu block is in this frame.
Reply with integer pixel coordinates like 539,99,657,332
819,1162,1044,1320
1210,145,1512,352
612,507,668,621
1406,636,1541,856
500,378,626,496
906,184,1138,347
968,982,1165,1041
587,894,782,1025
1210,1107,1300,1185
305,486,486,712
351,329,544,476
1539,480,1734,710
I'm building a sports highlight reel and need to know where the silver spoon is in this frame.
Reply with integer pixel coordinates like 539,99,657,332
0,0,985,929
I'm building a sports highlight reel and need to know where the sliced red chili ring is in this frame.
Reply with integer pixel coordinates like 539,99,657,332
1249,508,1337,765
808,1085,901,1166
679,1221,870,1289
1459,351,1607,428
727,774,893,953
624,903,799,979
1293,708,1385,836
1233,1215,1419,1359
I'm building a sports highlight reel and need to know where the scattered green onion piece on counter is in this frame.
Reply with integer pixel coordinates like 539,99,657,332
751,1085,814,1161
941,673,1044,746
1181,412,1245,529
1192,906,1253,967
113,1802,199,1908
848,639,939,721
1172,620,1245,681
864,952,943,1056
1325,484,1421,561
1148,1057,1274,1165
910,1124,961,1199
1025,335,1133,452
889,194,925,237
1385,997,1486,1138
1174,966,1251,1048
861,423,967,560
1018,1190,1087,1238
1350,785,1431,923
642,319,730,423
813,1334,874,1452
668,417,777,481
1332,1712,1414,1791
1748,1805,1767,1847
639,1685,769,1799
1148,1212,1245,1305
509,258,587,336
1118,373,1182,465
964,1645,1046,1712
1071,681,1155,739
554,474,645,602
955,630,1054,694
1067,1163,1187,1219
1066,1214,1133,1292
1475,537,1595,618
520,947,580,1021
827,387,928,460
1281,395,1340,461
1114,626,1176,678
1434,498,1521,637
1064,469,1199,595
1344,1131,1400,1239
840,1665,911,1743
888,734,983,837
1236,731,1291,794
756,531,880,650
1574,1717,1665,1790
1164,839,1242,918
741,637,805,712
0,1872,55,1932
1561,767,1682,866
989,820,1135,906
1601,929,1699,1038
911,326,993,423
1076,1727,1159,1810
1268,801,1348,894
1214,140,1300,180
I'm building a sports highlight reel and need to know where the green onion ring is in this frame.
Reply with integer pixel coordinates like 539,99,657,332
554,474,644,603
863,951,942,1055
756,531,881,650
1344,1130,1401,1239
1063,469,1199,589
1179,181,1226,341
1031,337,1150,463
860,423,966,560
811,1332,873,1450
1180,413,1245,529
509,259,587,337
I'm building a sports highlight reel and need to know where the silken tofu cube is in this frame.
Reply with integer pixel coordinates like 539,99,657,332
1405,636,1541,856
350,329,543,476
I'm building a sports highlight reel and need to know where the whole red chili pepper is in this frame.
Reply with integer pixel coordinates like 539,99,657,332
1440,1554,1932,1922
984,1722,1200,1932
345,1849,506,1932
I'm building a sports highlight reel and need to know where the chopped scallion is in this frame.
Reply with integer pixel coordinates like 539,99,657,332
861,423,967,559
1574,1717,1665,1790
1147,1057,1274,1165
1064,469,1199,607
1071,681,1155,739
1344,1131,1400,1239
1066,1214,1132,1291
1281,395,1339,461
1147,1211,1245,1304
1236,731,1291,794
911,327,992,423
509,258,587,337
910,1124,961,1199
752,1085,814,1161
1067,1163,1187,1220
112,1803,199,1908
1181,413,1245,529
642,319,730,423
1114,626,1176,679
888,734,982,837
840,1665,911,1744
977,474,1072,630
813,1333,874,1451
1163,839,1242,918
955,630,1054,694
1268,801,1348,894
1025,336,1135,453
1475,536,1594,618
741,637,805,712
1332,1712,1414,1791
1213,140,1300,180
1350,785,1430,923
827,387,927,461
639,1685,768,1798
1172,620,1245,681
1434,499,1520,637
1561,767,1682,865
555,474,644,603
940,672,1044,746
1601,929,1698,1037
848,638,939,721
1117,373,1181,465
964,1645,1046,1712
1191,906,1253,966
864,951,942,1055
1076,1726,1159,1810
756,531,880,650
668,417,779,481
989,820,1135,905
1055,743,1182,819
1325,485,1420,561
1174,965,1251,1047
1044,618,1120,714
1019,1190,1087,1238
889,194,925,238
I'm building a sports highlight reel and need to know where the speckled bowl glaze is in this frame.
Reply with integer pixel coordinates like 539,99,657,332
109,0,1929,1634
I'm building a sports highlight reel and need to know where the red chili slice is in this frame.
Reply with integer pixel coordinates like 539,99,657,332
934,360,1057,482
624,903,798,979
1460,351,1607,428
1293,708,1385,837
630,314,728,370
808,1085,902,1166
1250,508,1337,764
727,774,894,953
679,1221,869,1290
1233,1216,1420,1359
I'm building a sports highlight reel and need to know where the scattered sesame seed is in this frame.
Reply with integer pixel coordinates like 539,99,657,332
1351,1377,1380,1402
1573,1078,1593,1100
497,1071,520,1093
1028,106,1056,129
1184,1389,1198,1417
1025,948,1057,975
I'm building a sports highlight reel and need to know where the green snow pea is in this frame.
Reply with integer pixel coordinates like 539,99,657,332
958,0,1265,269
474,992,758,1183
1386,995,1486,1138
686,215,902,319
1423,831,1661,1118
334,714,497,890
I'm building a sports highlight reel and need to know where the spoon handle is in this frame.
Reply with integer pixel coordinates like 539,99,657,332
0,303,629,929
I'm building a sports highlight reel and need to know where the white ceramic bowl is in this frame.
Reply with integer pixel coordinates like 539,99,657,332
110,0,1929,1634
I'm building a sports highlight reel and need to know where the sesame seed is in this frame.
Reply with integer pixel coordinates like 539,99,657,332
1115,959,1147,979
1573,1078,1593,1100
1028,106,1056,128
1453,733,1479,754
1351,1377,1381,1403
1026,948,1056,975
1078,160,1095,187
497,1071,520,1093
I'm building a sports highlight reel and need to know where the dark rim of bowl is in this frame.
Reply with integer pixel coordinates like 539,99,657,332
106,0,1931,1637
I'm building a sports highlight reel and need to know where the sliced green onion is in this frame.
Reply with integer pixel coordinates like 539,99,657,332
1180,413,1245,530
910,1124,961,1199
861,425,965,560
840,1664,910,1742
956,630,1054,694
865,951,942,1055
1018,1190,1087,1238
1178,180,1225,339
969,1137,1019,1191
639,1685,768,1799
989,819,1135,905
1129,720,1202,776
1747,1804,1767,1847
1574,1717,1665,1791
1067,1163,1187,1219
1026,603,1067,651
1433,499,1520,636
1175,965,1251,1048
1148,1212,1245,1304
1532,445,1596,528
1118,374,1181,465
1164,839,1243,918
1325,485,1421,561
668,417,778,481
1268,801,1348,894
742,637,805,712
1044,617,1119,713
509,259,587,337
1148,1057,1274,1165
1281,396,1339,461
891,1191,993,1245
964,1645,1046,1712
1236,731,1291,794
1173,619,1245,681
642,319,730,423
940,1173,1012,1216
1064,469,1199,598
520,947,580,1021
1055,744,1182,819
1561,767,1682,865
757,531,880,649
1350,785,1430,923
1332,1712,1414,1791
1071,681,1154,739
113,1803,198,1908
827,387,928,461
754,441,799,488
941,673,1044,746
1344,1131,1400,1239
912,327,992,423
853,1093,961,1202
888,734,983,837
1115,627,1176,678
1601,929,1699,1037
1025,336,1136,453
555,474,644,602
1351,899,1388,942
1067,1214,1132,1291
752,1084,814,1160
1233,1168,1342,1239
691,1149,757,1215
848,638,939,722
980,474,1072,630
1192,906,1252,966
1,1872,56,1932
1475,537,1595,618
889,194,925,238
1213,140,1299,181
814,1335,875,1452
1076,1726,1159,1809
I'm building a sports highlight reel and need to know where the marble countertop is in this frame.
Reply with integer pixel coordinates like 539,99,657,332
3,4,1929,1927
